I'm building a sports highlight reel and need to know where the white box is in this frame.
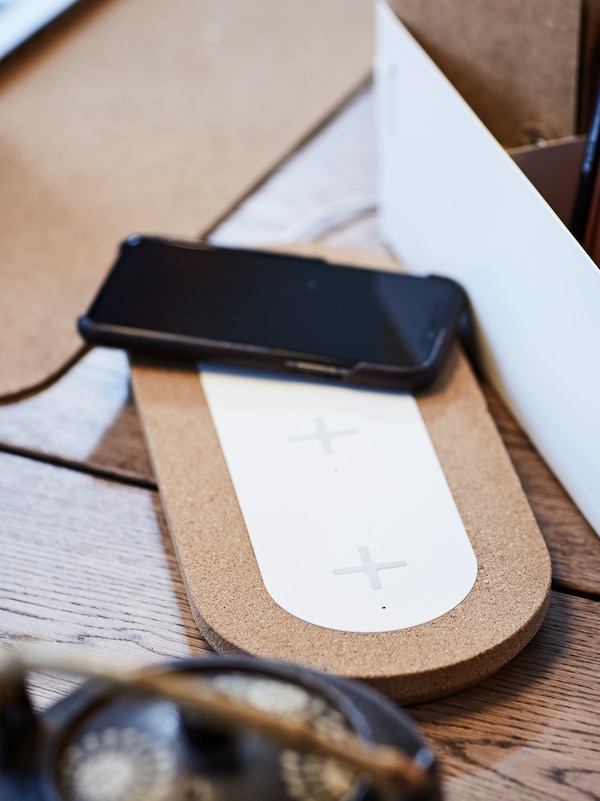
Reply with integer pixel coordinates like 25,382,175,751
374,0,600,536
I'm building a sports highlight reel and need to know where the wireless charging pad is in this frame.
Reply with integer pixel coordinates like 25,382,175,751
200,365,478,634
130,248,551,703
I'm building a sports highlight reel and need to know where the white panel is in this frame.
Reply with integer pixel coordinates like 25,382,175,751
375,0,600,536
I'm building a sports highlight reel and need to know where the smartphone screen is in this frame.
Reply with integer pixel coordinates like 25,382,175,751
80,236,465,387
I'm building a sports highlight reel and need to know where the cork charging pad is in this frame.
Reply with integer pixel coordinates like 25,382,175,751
0,0,372,400
130,247,552,704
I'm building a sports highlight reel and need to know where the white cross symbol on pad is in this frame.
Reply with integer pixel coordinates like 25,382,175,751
332,547,407,590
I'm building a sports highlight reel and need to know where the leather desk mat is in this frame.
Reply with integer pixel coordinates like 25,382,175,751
0,0,372,400
130,246,552,704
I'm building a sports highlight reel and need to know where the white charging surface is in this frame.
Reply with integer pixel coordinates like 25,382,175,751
199,365,477,633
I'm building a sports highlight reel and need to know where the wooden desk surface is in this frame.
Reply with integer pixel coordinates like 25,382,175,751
1,88,599,799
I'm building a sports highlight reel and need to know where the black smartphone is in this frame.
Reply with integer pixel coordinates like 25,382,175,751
78,235,466,390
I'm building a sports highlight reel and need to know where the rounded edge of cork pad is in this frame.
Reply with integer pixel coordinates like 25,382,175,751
198,349,550,703
132,347,551,706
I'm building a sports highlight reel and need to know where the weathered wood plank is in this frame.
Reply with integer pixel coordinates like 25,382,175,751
412,591,600,801
0,451,206,708
483,384,600,596
0,347,154,484
1,448,599,800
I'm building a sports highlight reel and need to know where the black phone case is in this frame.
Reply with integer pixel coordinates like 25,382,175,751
77,236,466,391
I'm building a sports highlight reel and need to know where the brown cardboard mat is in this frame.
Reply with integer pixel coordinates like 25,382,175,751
130,246,552,704
0,0,372,401
388,0,580,146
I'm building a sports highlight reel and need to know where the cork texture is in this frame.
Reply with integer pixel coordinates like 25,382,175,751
131,246,552,704
0,0,372,400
